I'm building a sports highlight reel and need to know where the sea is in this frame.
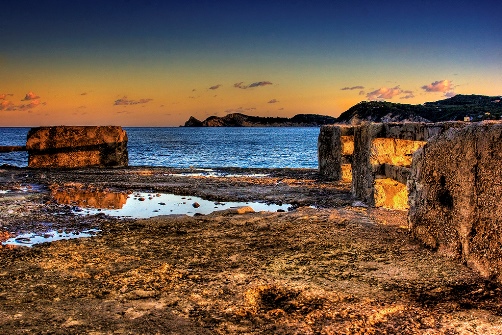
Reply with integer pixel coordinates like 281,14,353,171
0,127,320,169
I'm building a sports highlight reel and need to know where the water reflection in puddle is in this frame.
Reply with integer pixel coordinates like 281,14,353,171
50,188,291,219
52,188,128,209
77,192,291,219
2,229,100,248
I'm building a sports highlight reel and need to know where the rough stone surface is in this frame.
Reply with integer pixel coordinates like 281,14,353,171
318,125,354,180
350,122,468,208
408,122,502,282
351,123,383,205
26,126,128,168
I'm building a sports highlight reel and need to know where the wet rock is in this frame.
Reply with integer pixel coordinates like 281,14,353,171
192,202,200,208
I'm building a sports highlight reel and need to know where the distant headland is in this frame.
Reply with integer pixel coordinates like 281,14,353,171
184,94,502,127
184,113,337,127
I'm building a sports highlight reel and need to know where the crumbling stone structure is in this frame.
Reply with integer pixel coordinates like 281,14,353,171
319,122,467,209
27,126,128,168
319,121,502,282
318,125,353,181
408,122,502,282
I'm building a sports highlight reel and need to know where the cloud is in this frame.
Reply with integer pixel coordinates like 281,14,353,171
400,90,415,99
234,81,273,89
1,94,46,111
421,80,453,93
268,99,279,103
249,81,272,88
341,86,365,91
114,96,153,105
0,93,13,100
0,100,14,110
22,91,40,100
359,90,365,96
444,91,456,98
366,86,403,100
80,92,88,96
209,84,221,90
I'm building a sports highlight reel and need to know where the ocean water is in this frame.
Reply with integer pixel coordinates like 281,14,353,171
0,127,320,169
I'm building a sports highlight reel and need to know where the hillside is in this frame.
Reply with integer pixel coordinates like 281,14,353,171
336,94,502,124
184,113,337,127
184,95,502,127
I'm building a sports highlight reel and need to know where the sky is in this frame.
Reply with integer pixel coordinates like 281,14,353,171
1,0,501,127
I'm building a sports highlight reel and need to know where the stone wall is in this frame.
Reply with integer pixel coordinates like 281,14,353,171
408,122,502,282
27,126,128,168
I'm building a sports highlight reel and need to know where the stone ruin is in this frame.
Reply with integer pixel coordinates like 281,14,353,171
26,126,128,168
319,121,502,283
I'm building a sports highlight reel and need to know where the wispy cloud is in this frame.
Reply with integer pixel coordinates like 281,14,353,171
400,90,415,99
234,81,273,89
366,86,403,100
421,80,453,93
22,91,40,101
0,93,13,100
341,86,365,91
1,92,46,111
421,80,456,97
249,81,272,88
114,96,153,105
268,99,279,103
209,84,221,90
80,92,88,96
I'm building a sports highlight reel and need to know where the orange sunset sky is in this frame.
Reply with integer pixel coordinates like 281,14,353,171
1,0,501,127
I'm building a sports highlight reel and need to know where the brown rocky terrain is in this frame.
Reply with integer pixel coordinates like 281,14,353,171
1,166,502,334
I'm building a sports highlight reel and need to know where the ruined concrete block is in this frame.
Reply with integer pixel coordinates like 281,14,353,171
408,122,502,282
351,123,384,205
26,126,128,168
318,125,354,180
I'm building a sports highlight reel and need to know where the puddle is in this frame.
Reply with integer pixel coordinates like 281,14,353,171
61,191,291,219
2,229,100,248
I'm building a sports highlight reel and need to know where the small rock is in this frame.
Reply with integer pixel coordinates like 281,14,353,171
138,197,146,201
192,202,200,208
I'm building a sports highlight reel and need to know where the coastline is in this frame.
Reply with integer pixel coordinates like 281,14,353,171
1,166,501,333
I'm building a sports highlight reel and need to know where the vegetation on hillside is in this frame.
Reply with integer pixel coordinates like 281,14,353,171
336,94,502,123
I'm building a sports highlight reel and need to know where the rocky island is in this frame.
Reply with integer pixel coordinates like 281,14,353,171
184,113,337,127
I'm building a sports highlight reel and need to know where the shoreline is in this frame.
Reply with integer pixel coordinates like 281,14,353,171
1,167,502,333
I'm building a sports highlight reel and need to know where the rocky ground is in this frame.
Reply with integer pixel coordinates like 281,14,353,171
1,166,502,334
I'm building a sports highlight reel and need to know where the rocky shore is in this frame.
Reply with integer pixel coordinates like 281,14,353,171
1,166,502,334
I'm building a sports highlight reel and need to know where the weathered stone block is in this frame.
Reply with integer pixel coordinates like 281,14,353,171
408,122,502,282
27,126,128,168
318,125,354,180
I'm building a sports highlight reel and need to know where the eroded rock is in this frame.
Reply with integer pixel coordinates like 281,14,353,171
26,126,128,168
408,122,502,282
